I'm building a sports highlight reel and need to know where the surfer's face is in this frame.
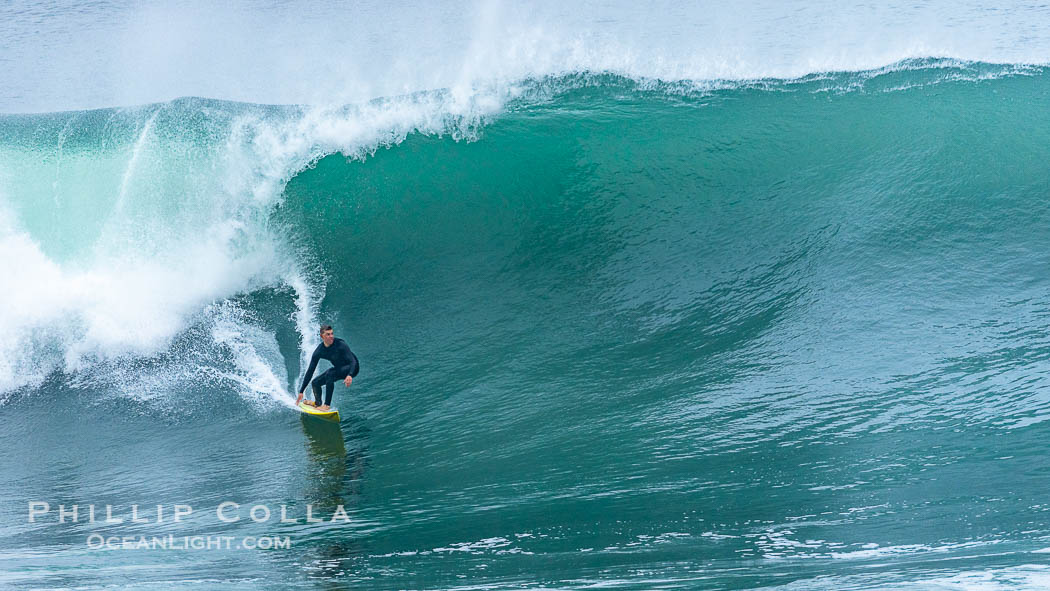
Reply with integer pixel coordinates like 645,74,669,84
321,329,335,346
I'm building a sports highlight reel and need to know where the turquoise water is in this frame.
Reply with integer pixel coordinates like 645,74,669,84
5,6,1050,588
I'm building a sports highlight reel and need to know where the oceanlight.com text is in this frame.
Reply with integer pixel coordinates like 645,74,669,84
87,534,292,550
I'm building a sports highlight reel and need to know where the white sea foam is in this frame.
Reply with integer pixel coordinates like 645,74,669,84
0,86,511,405
3,1,1050,113
756,565,1050,590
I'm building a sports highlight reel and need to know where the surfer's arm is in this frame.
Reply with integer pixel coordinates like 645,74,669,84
335,341,357,387
298,352,320,394
336,365,354,387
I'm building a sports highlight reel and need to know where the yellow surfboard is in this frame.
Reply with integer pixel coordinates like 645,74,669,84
297,401,340,423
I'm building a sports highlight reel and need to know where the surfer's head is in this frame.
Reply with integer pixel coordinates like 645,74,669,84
320,325,334,346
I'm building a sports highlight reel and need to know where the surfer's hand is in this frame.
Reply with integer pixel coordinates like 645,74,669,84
343,376,352,387
295,392,303,404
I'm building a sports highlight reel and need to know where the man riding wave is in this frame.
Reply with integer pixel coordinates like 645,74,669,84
296,324,360,411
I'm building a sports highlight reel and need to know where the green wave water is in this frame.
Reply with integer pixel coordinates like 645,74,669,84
4,63,1050,589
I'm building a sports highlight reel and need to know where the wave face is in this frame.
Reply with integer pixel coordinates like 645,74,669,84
5,63,1050,588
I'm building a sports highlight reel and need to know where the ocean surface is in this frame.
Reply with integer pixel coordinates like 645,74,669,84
4,2,1050,589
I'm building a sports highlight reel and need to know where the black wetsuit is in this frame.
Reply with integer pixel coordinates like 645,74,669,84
298,337,360,406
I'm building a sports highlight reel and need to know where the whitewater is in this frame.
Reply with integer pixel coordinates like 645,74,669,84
4,1,1050,589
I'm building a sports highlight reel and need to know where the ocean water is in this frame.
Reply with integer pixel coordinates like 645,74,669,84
4,2,1050,589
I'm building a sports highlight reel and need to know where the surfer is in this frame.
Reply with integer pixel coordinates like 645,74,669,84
296,325,360,411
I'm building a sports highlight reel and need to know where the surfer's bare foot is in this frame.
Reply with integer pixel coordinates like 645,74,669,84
318,405,331,411
303,400,316,407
